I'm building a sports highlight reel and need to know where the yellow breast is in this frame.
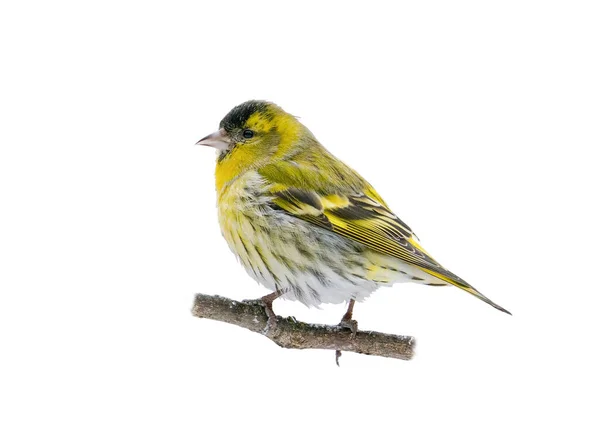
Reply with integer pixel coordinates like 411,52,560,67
216,171,266,260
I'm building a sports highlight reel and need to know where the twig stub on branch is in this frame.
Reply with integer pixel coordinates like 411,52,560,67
192,293,415,361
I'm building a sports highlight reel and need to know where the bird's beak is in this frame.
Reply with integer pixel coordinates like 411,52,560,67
196,129,232,150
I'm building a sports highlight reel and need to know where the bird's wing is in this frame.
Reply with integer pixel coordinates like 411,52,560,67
266,185,454,277
258,160,454,280
258,155,511,315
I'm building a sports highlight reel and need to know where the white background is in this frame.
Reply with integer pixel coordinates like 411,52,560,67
1,1,599,427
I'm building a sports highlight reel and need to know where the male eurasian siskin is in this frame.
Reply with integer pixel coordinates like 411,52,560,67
197,100,510,332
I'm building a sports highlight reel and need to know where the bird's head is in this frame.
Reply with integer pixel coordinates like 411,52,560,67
197,100,305,166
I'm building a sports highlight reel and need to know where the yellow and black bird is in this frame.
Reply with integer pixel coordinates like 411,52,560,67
198,100,510,332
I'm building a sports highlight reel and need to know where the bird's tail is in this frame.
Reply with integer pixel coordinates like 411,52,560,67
422,268,512,315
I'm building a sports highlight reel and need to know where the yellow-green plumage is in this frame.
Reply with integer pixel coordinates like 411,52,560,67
200,100,510,314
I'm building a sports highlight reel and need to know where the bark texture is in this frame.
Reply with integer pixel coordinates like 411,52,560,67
192,293,415,361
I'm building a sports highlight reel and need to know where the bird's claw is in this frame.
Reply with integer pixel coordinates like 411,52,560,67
339,319,358,339
265,314,278,333
242,297,279,333
242,297,277,319
335,317,358,365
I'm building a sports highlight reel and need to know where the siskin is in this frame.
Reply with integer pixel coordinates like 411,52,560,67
197,100,510,331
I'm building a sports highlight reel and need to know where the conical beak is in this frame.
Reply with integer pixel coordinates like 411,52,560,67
196,129,232,150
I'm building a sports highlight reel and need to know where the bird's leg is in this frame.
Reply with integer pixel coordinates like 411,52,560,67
259,290,283,333
339,299,358,338
260,291,281,320
243,290,282,315
243,290,283,333
335,299,358,366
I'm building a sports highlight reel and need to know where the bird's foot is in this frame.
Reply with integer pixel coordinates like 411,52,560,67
339,317,358,339
339,299,358,338
243,294,279,333
261,294,278,328
335,299,358,366
263,307,278,333
335,320,358,366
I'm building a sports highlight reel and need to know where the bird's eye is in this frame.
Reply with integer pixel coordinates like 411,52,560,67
242,129,254,139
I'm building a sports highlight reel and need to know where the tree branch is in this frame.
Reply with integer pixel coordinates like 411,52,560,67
192,293,415,361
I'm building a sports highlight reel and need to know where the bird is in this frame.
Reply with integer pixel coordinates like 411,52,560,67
197,100,510,333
